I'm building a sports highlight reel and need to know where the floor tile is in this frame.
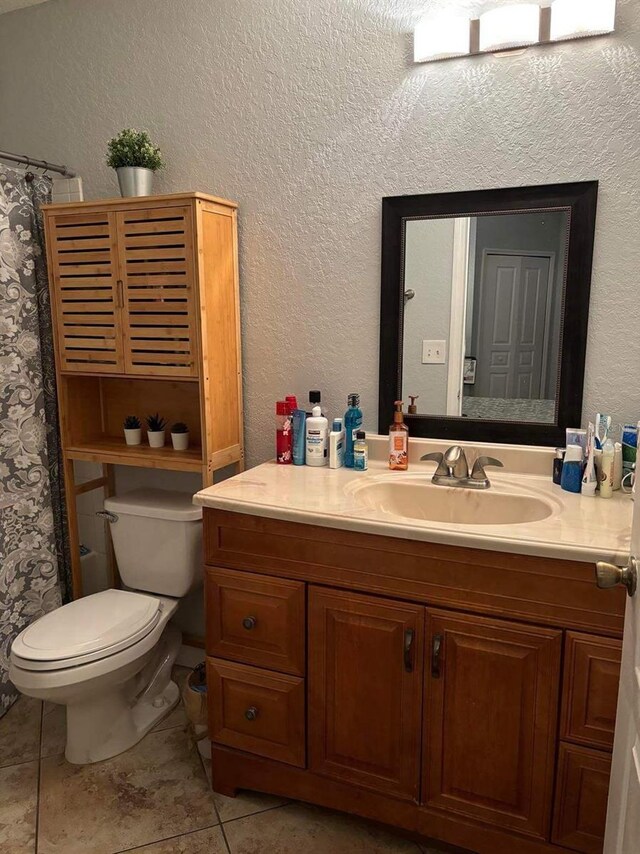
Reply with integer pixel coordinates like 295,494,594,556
0,759,38,853
223,802,422,853
200,756,288,822
121,825,228,853
41,703,66,759
38,726,218,854
0,695,42,768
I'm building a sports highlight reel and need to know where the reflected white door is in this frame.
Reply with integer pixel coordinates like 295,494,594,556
604,453,640,853
474,252,552,400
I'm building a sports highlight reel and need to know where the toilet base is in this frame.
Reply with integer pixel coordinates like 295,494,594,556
63,622,183,764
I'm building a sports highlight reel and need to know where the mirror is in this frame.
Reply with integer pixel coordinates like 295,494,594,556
379,183,598,446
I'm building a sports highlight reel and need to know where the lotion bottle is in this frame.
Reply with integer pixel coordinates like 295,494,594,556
305,406,328,467
600,438,615,499
389,401,409,471
329,418,345,469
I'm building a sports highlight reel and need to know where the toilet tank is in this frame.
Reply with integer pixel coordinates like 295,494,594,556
103,489,202,598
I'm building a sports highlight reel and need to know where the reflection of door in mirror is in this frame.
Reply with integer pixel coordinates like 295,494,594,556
401,211,568,424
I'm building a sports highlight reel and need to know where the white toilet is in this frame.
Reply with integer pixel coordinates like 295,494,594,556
10,489,202,765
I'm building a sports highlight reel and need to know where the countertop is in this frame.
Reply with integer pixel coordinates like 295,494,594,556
194,439,632,565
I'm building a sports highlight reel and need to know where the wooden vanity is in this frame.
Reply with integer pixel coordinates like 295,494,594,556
203,508,624,854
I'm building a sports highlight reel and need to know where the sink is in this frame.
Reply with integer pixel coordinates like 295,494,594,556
348,477,555,526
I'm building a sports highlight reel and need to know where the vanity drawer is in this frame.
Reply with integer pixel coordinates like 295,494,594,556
206,567,305,676
561,632,622,750
552,742,611,854
207,658,305,767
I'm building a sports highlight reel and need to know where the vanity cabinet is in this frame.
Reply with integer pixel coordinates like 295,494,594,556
203,510,625,854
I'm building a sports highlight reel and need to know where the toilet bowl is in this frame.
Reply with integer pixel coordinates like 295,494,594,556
10,489,202,765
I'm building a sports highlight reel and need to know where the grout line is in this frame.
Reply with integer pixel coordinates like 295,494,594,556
220,801,290,827
197,751,231,853
34,701,44,854
114,821,223,854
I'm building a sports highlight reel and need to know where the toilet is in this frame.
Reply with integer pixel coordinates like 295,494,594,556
9,489,202,765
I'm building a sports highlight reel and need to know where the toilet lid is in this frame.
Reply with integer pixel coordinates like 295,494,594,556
11,589,162,671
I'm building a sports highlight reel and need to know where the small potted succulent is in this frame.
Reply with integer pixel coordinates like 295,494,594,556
170,422,190,451
145,413,167,448
123,415,142,446
107,128,164,198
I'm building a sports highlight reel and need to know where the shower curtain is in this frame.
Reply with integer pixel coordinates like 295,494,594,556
0,166,71,717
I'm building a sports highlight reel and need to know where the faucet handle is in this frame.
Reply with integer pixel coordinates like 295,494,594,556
471,456,504,481
421,452,448,478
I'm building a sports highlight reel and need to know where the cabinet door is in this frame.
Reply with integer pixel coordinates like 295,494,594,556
48,210,124,373
308,587,424,801
116,206,198,377
423,610,561,840
552,743,611,854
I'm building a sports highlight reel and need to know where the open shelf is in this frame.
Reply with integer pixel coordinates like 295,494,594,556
66,437,203,472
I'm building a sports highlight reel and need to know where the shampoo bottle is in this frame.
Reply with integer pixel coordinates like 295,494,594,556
389,401,409,471
305,406,328,467
344,393,363,468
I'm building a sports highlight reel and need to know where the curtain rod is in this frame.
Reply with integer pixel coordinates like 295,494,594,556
0,150,77,178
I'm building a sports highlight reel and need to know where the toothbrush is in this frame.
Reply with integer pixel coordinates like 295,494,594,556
595,413,611,451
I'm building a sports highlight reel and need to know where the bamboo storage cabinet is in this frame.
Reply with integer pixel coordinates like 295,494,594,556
43,192,243,600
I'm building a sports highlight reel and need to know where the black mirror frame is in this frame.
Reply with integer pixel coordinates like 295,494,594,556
378,181,599,447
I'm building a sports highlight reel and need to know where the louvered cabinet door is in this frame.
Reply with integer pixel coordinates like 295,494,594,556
117,207,198,377
49,211,124,373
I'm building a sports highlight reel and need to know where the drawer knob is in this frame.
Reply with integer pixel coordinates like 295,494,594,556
244,706,258,721
242,616,257,630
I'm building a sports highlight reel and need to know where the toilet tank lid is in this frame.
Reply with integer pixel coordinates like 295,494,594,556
104,488,202,522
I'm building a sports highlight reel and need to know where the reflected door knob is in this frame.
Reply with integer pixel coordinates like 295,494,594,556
595,556,638,597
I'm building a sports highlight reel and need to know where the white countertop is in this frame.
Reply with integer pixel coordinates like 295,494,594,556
194,438,632,565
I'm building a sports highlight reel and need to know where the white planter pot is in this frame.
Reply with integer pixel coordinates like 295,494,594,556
171,432,189,451
147,430,165,448
116,167,154,197
123,428,142,446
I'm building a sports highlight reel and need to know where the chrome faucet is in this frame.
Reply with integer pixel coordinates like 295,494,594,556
421,446,504,490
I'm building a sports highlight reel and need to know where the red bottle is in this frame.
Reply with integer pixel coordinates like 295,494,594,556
276,401,293,464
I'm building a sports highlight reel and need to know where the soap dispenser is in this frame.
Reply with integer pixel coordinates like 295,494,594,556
389,401,409,471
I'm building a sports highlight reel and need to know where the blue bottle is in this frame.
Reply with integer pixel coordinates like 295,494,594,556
344,393,363,468
560,444,583,494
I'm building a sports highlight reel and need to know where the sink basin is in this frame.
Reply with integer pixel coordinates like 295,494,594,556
349,478,555,526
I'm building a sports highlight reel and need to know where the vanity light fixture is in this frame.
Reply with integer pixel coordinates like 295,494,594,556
549,0,617,42
414,15,470,63
413,0,617,64
479,4,541,53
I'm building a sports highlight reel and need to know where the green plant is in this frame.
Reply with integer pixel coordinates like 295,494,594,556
145,413,167,432
171,422,189,434
123,414,141,429
106,128,164,171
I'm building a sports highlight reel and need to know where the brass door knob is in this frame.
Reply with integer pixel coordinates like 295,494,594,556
595,556,638,597
244,706,258,721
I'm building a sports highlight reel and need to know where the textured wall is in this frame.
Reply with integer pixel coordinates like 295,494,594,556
1,0,639,464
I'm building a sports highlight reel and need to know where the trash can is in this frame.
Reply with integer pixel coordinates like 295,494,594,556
182,662,209,757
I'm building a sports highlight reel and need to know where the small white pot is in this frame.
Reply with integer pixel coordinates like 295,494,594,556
171,431,189,451
123,427,142,446
147,430,166,448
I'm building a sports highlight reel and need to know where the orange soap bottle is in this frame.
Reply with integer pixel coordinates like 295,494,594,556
389,401,409,471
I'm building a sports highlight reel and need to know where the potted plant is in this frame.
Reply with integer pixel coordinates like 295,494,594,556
106,128,164,197
123,415,142,446
170,422,190,451
145,413,167,448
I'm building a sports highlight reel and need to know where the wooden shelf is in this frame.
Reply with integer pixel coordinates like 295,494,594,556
66,437,203,472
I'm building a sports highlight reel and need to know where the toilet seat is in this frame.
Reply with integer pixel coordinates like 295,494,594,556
11,589,162,672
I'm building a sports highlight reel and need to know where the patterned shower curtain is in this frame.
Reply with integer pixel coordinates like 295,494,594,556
0,166,71,717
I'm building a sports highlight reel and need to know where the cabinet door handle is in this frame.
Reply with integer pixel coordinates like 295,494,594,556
403,628,415,673
244,706,258,721
431,633,443,678
242,616,257,630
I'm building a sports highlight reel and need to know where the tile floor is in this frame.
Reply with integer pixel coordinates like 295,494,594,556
0,668,452,854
